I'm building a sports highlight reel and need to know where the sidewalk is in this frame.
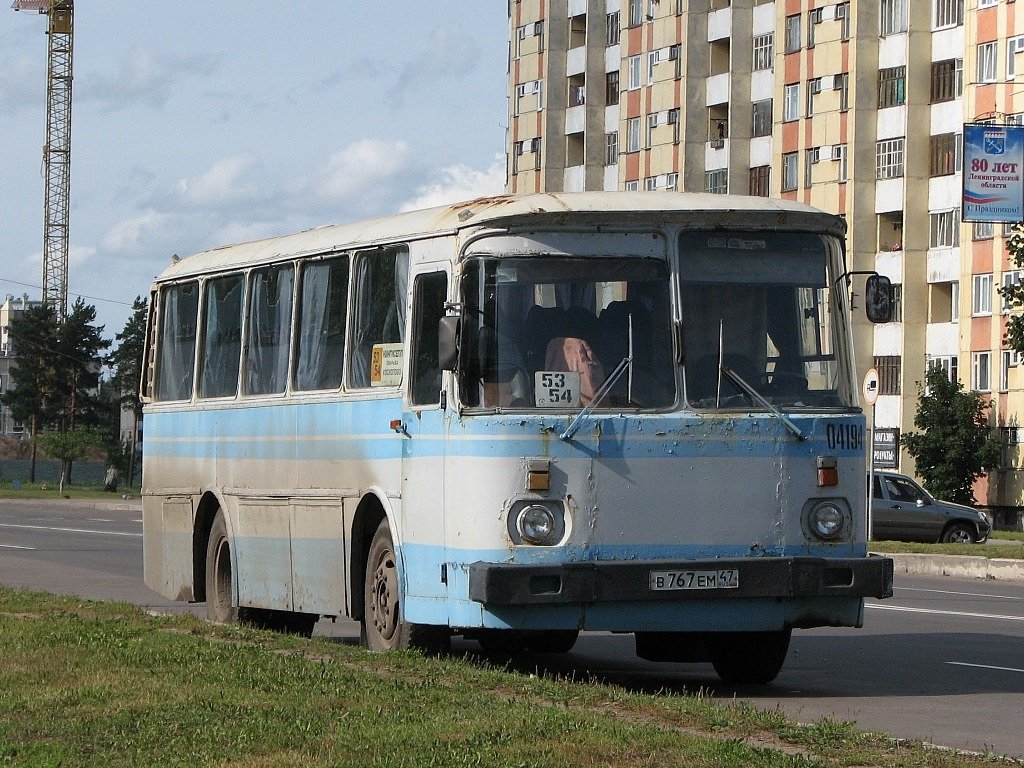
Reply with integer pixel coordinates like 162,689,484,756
0,496,142,512
881,551,1024,582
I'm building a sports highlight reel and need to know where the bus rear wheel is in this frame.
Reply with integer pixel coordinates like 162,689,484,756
205,510,238,624
708,630,791,685
361,518,449,655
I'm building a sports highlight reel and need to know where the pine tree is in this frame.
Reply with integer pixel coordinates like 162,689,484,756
107,296,148,485
902,366,1002,505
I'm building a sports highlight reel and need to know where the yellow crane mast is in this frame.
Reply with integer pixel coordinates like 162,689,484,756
12,0,74,318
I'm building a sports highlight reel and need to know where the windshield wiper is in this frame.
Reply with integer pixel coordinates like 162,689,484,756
720,365,807,441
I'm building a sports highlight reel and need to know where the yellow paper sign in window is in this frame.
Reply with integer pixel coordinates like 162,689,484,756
370,343,404,387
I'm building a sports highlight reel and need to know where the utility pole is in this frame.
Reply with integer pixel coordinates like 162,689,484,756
12,0,74,319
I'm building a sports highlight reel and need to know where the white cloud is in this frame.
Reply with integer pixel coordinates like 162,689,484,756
212,221,281,246
317,139,409,202
69,245,97,267
101,209,174,253
176,154,260,205
399,154,506,212
0,55,44,112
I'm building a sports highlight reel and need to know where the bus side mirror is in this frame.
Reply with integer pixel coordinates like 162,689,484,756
438,315,460,371
865,274,893,324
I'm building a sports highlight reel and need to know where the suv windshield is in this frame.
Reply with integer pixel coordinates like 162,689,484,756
680,231,854,410
459,255,675,410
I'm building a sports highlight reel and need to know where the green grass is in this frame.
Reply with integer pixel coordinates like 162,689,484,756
0,587,1012,767
870,540,1024,559
991,530,1024,542
0,481,131,500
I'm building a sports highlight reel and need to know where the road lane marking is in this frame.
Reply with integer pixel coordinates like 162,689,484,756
0,523,141,538
0,544,34,550
867,603,1024,622
947,662,1024,674
896,587,1023,601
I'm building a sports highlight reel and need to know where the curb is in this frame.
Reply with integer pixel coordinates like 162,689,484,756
882,552,1024,583
0,498,142,512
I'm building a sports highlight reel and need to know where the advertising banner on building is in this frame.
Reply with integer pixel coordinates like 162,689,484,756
873,427,900,469
963,123,1024,222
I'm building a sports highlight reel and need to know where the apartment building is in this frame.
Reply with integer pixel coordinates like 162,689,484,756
507,0,1024,512
0,294,43,438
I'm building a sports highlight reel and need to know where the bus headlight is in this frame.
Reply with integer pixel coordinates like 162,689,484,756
517,505,558,545
808,501,846,541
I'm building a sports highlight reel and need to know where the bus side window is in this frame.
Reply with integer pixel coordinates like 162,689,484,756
154,281,199,401
410,272,448,406
294,256,349,391
245,264,294,396
349,246,409,389
198,274,244,399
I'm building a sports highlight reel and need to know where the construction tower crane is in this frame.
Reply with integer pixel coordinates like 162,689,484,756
12,0,74,318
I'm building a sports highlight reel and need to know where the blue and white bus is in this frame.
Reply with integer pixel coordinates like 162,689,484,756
141,192,893,684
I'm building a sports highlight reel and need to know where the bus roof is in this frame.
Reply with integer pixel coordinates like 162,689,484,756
154,191,845,282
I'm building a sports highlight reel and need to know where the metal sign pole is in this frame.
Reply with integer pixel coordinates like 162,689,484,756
862,368,880,545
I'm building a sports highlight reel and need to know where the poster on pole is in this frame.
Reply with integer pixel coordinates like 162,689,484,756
962,123,1024,222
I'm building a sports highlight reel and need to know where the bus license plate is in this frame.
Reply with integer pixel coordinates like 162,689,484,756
649,569,739,591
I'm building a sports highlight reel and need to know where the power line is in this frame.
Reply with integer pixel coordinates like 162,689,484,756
0,277,135,308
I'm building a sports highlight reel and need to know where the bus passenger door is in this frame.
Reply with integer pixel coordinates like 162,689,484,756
398,268,450,626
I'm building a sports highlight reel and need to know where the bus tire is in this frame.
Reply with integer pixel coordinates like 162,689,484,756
362,518,449,655
525,630,579,654
205,510,239,625
709,629,791,685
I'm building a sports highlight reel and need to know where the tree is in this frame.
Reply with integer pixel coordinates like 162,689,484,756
52,298,111,433
0,305,58,482
106,296,148,486
36,427,102,495
1002,224,1024,353
902,366,1002,505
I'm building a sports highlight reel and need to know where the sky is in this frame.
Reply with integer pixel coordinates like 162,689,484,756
0,2,509,341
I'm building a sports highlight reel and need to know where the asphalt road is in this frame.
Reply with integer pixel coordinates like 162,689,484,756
2,499,1022,758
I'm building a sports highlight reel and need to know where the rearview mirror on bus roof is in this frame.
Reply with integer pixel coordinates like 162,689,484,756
865,274,894,324
438,316,460,372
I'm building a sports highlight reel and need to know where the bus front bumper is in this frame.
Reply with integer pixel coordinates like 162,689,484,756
468,555,893,606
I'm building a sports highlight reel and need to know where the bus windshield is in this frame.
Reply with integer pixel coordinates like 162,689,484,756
459,255,676,410
680,231,854,410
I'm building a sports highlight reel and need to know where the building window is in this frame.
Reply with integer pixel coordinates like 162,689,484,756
606,11,620,45
751,99,772,137
626,117,641,152
782,152,798,191
837,2,851,39
624,180,639,191
749,165,770,196
606,70,620,105
628,0,644,27
514,80,543,115
515,21,545,58
807,7,824,47
1001,350,1015,391
974,221,995,240
705,169,728,194
1002,270,1022,311
972,351,992,392
929,209,960,247
1008,36,1024,78
880,0,908,35
785,14,801,53
952,281,960,321
930,59,963,102
804,147,820,187
752,33,773,71
836,72,850,111
835,143,848,182
890,284,904,322
605,131,618,165
934,0,964,27
875,138,905,179
978,42,998,83
878,66,906,108
627,55,642,90
783,83,800,121
930,132,960,176
973,273,994,316
979,0,998,7
874,355,901,395
806,77,821,117
929,356,959,387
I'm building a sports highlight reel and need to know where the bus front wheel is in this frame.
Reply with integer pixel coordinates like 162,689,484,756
708,629,791,685
361,518,449,655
